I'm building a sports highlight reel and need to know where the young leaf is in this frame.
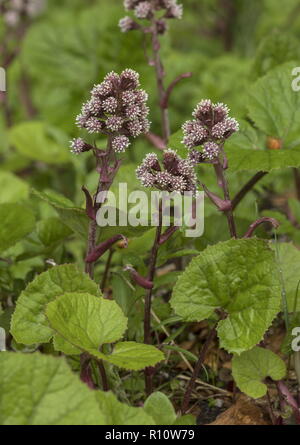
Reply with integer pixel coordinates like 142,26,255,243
232,346,286,398
95,391,155,425
170,239,281,354
10,264,101,345
144,391,177,425
46,293,164,370
0,203,35,254
0,352,105,425
46,292,128,349
105,342,164,370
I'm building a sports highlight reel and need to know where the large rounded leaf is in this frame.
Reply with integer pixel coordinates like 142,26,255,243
10,264,101,345
0,352,105,425
170,239,281,354
46,293,164,370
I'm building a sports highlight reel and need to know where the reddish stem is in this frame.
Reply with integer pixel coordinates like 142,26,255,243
243,217,280,238
144,201,163,396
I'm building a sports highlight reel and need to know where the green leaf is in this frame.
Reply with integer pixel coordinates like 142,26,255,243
53,333,81,355
248,63,300,145
10,264,101,345
232,346,286,398
227,120,300,172
225,62,300,172
170,239,281,354
46,292,164,370
32,189,89,239
9,121,70,164
95,391,155,425
0,203,35,253
46,292,127,349
0,352,105,425
144,391,176,425
105,342,164,370
272,242,300,311
0,171,29,204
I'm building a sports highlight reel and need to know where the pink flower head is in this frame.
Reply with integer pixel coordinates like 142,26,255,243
72,69,150,154
182,99,239,163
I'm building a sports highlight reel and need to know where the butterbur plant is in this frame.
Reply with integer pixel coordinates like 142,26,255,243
183,99,239,238
70,69,150,278
2,0,300,427
135,148,197,394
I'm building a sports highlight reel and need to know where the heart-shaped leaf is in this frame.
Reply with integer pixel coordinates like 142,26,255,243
46,292,164,370
170,239,281,354
11,264,101,345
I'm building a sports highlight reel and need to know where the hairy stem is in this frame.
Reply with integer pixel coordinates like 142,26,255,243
181,326,217,414
144,201,163,396
214,162,237,238
85,220,98,278
151,21,170,143
85,137,120,279
84,138,119,392
232,171,267,210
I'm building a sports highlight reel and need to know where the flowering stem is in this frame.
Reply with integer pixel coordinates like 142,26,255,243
85,137,120,279
85,220,98,279
144,200,163,396
214,162,237,238
181,325,217,414
150,20,170,143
